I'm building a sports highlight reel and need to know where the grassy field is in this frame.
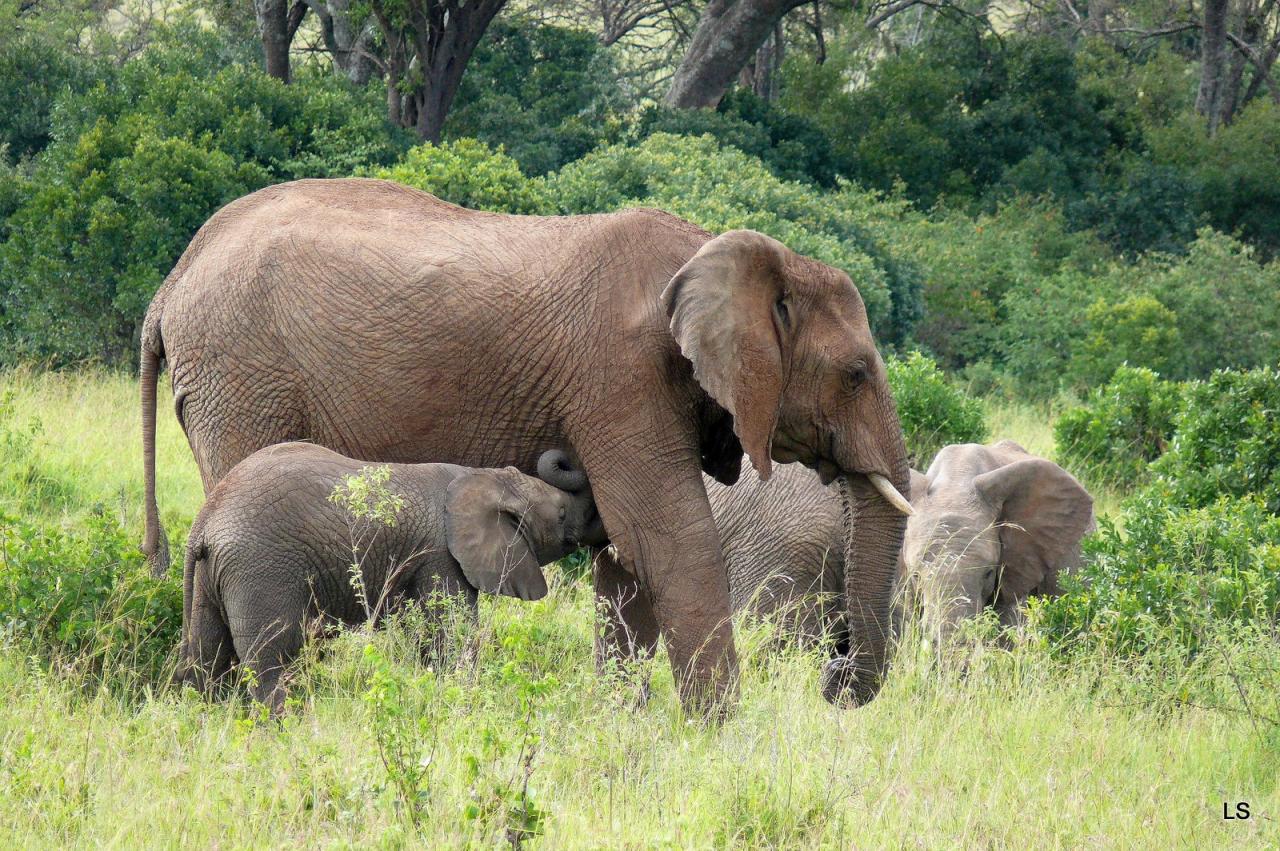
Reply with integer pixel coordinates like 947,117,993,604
0,370,1276,848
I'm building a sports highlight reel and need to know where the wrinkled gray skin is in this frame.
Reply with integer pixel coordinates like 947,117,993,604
141,179,912,711
710,461,927,654
178,444,601,714
901,441,1095,646
714,441,1093,653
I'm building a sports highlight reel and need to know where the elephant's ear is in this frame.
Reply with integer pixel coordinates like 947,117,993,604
907,468,929,504
444,471,549,601
661,230,789,481
973,458,1094,602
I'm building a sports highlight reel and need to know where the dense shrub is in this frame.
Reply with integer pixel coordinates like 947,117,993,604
1152,365,1280,513
1151,102,1280,257
1054,367,1183,488
0,27,410,366
548,133,921,343
1040,493,1280,657
783,27,1114,210
887,200,1109,371
445,19,622,175
0,510,182,682
1072,295,1180,388
0,35,101,164
885,352,987,468
1147,230,1280,380
368,140,553,214
637,89,839,187
0,120,261,363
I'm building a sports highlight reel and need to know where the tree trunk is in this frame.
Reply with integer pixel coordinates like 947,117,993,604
1196,0,1231,134
666,0,807,108
371,0,508,141
256,0,293,82
307,0,378,85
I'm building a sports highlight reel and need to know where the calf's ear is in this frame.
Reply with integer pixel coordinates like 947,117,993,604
444,471,549,601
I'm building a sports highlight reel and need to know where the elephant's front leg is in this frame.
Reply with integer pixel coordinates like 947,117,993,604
592,545,660,687
581,448,739,714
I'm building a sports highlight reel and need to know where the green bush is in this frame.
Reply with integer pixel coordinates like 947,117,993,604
888,200,1108,372
1040,493,1280,657
0,26,411,366
1053,366,1183,489
1152,365,1280,513
0,35,101,164
885,351,987,468
1148,230,1280,380
1072,294,1180,388
368,139,553,214
445,18,622,175
0,119,262,364
0,510,182,683
1151,102,1280,257
637,89,839,187
548,133,920,344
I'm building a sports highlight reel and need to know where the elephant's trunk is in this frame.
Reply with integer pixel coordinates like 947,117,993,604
537,449,588,493
820,473,908,705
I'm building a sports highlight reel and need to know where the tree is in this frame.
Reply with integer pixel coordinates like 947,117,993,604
368,0,509,141
666,0,809,108
254,0,308,81
303,0,379,85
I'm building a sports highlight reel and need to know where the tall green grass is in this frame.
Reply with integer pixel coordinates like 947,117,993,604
0,371,1274,847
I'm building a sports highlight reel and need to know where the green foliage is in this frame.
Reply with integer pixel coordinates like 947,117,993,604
637,89,839,187
0,118,261,364
549,133,920,343
885,351,987,468
329,464,406,621
1152,365,1280,513
1151,102,1280,257
445,19,622,176
1073,294,1180,388
1041,493,1280,658
0,34,101,163
1054,366,1184,489
1066,157,1202,258
783,27,1114,210
368,139,553,214
888,200,1108,371
1147,230,1280,380
0,26,410,366
361,641,452,829
0,509,181,683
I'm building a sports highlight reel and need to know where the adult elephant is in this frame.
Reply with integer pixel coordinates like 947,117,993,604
140,178,912,710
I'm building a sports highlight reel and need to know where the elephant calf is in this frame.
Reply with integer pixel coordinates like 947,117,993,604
707,461,927,655
900,440,1094,645
711,441,1093,652
178,443,600,712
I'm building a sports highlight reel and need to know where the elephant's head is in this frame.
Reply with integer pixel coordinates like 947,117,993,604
444,460,600,601
902,441,1094,647
661,229,912,706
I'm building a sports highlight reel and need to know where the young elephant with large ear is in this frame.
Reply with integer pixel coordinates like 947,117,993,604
141,179,913,711
900,440,1094,646
178,445,600,714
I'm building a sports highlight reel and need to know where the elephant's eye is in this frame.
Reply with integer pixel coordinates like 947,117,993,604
845,362,868,390
773,295,790,328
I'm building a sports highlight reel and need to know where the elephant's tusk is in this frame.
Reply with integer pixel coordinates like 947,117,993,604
869,473,914,516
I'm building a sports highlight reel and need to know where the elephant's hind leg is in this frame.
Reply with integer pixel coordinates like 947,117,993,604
179,579,235,696
226,588,309,716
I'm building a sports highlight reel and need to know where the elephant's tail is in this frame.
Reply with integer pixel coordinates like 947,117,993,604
140,317,170,577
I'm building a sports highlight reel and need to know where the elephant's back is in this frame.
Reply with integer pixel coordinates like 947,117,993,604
708,461,845,613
